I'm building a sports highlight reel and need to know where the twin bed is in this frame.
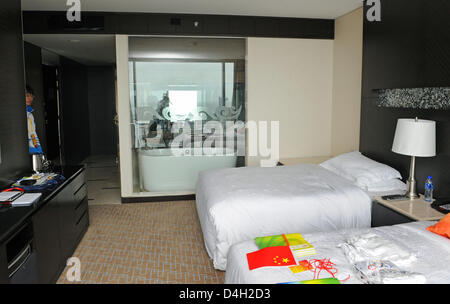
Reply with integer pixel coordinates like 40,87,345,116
194,151,448,283
195,163,372,270
224,221,450,284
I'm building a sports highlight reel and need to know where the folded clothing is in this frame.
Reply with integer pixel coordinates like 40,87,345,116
338,233,416,268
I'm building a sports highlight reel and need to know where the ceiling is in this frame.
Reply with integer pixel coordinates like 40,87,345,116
22,1,363,65
24,34,116,65
21,0,363,19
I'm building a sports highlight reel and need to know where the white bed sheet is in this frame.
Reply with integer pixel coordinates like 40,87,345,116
224,221,450,284
195,164,372,270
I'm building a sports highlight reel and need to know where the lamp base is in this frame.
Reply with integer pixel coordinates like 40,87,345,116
406,156,418,200
405,190,419,200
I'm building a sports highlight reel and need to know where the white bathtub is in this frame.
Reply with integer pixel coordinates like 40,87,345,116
138,148,237,192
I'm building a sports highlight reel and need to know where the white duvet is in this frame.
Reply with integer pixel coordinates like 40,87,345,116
195,164,372,270
224,221,450,284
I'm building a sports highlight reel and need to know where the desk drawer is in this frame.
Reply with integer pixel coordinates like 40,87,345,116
71,171,86,195
74,197,88,225
73,183,87,206
371,200,413,227
74,210,89,241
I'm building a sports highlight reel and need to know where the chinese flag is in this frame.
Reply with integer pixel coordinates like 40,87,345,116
247,246,296,270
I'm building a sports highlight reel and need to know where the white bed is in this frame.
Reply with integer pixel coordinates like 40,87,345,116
225,221,450,284
195,164,372,270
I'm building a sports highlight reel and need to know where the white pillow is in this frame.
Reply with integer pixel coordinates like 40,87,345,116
320,151,402,188
366,178,407,193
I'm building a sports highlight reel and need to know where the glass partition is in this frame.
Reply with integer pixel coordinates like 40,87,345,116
128,37,245,193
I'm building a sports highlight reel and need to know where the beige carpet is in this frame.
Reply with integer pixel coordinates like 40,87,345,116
57,201,224,284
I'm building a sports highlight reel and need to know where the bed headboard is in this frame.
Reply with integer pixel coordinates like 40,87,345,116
360,0,450,198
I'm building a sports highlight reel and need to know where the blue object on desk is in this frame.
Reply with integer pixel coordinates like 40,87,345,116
13,174,66,192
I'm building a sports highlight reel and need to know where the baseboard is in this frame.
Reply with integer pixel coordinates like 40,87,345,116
121,194,196,203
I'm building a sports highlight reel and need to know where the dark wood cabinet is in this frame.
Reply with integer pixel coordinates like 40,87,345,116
31,168,88,283
32,194,63,284
0,246,8,284
58,173,88,261
371,200,413,227
57,184,78,260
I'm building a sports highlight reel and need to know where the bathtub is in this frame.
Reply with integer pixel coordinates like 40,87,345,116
138,148,237,192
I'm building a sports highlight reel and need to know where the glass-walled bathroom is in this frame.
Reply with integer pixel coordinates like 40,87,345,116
128,37,246,193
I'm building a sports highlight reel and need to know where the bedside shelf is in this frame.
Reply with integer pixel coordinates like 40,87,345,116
375,194,445,222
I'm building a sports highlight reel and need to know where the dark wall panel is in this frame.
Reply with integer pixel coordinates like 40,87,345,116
24,42,47,154
59,57,91,165
87,66,117,156
360,0,450,198
42,65,61,162
0,0,30,186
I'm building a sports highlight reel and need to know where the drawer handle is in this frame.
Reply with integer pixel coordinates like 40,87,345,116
75,210,88,226
74,197,87,211
73,183,86,196
8,244,31,278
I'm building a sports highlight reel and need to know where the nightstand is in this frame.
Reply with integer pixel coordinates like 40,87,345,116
371,194,445,227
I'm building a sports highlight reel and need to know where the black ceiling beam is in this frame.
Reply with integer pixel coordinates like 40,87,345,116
22,11,334,39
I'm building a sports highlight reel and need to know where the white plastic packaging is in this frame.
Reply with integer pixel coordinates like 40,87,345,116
353,260,426,284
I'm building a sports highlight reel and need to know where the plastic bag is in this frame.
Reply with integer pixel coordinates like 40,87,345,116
353,260,426,284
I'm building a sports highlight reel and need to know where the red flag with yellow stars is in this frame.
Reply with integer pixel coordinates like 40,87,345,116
247,246,296,270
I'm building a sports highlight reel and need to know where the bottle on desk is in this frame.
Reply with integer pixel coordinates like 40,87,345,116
424,176,434,202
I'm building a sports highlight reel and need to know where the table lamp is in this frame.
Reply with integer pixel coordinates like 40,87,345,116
392,117,436,199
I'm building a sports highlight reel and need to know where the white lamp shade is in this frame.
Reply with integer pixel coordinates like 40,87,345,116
392,118,436,157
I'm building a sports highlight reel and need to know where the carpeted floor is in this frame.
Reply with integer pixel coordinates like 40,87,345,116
57,201,224,284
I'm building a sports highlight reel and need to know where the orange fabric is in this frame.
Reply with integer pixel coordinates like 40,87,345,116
426,214,450,238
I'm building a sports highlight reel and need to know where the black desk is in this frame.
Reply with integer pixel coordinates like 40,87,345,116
0,166,83,242
0,165,89,283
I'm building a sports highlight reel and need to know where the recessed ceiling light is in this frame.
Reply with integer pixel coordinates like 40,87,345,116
69,39,80,43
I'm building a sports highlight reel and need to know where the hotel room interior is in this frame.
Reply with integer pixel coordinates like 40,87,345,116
0,0,449,286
